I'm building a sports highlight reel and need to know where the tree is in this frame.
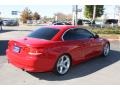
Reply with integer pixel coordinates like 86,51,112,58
84,5,104,19
54,13,72,21
66,14,72,21
33,12,41,20
20,8,33,23
42,16,54,23
54,13,66,21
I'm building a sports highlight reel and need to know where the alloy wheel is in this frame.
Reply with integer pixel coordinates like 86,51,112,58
103,43,110,56
56,55,71,75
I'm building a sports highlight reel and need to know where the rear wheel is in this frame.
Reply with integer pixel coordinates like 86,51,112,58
103,43,110,56
54,55,71,75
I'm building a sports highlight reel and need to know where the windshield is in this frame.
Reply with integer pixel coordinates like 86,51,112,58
28,27,59,40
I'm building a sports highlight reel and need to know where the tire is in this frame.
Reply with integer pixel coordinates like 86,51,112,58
54,55,71,75
102,43,110,56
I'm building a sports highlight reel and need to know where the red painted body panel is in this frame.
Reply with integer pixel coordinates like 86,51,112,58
6,25,109,72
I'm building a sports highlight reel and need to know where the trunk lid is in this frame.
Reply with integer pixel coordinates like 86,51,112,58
8,37,52,55
12,37,52,47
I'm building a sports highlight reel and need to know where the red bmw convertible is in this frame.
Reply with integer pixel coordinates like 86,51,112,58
6,25,110,75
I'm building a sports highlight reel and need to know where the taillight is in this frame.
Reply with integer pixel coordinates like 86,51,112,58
23,47,30,53
28,47,44,55
8,41,13,49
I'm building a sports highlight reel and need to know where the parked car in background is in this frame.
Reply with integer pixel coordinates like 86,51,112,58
0,19,3,30
0,19,3,25
6,25,110,75
94,20,105,28
27,20,33,24
53,21,72,25
53,22,64,25
77,19,92,26
94,19,118,28
2,19,19,26
105,19,118,24
105,19,118,27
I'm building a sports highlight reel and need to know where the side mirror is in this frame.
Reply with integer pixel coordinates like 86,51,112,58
94,34,99,38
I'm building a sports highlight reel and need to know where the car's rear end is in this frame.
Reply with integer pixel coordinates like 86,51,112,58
6,38,49,72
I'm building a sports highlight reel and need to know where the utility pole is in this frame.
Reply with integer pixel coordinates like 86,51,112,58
72,5,78,25
72,5,82,25
93,5,96,21
55,15,58,22
75,5,78,25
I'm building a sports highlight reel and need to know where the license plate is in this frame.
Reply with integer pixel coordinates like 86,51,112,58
13,46,20,53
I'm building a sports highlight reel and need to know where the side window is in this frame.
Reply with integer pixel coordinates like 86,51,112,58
76,28,94,39
63,29,79,40
63,28,94,41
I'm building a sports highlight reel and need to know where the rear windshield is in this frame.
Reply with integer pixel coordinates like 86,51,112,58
28,27,59,40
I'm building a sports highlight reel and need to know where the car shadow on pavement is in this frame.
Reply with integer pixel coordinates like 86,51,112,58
0,30,31,33
0,40,9,56
29,50,120,81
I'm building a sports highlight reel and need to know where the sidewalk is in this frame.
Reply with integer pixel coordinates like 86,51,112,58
108,39,120,42
99,34,120,42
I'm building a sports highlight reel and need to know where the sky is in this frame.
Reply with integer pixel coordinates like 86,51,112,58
0,5,116,19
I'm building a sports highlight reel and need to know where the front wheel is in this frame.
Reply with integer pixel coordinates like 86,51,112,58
103,43,110,56
54,55,71,75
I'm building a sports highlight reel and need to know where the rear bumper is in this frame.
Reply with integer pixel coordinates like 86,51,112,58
6,49,54,72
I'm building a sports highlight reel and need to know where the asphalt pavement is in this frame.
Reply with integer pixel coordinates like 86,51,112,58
0,26,120,84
